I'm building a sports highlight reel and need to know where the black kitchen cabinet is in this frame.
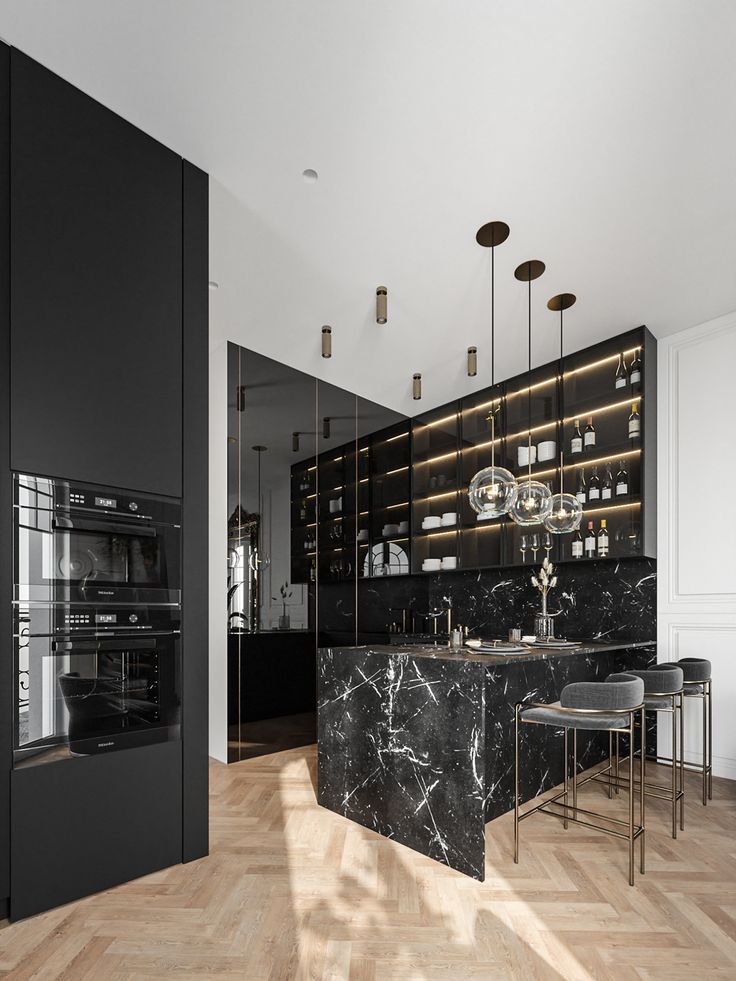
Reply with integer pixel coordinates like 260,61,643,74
9,49,183,497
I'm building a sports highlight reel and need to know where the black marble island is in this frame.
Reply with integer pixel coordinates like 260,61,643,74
318,640,655,880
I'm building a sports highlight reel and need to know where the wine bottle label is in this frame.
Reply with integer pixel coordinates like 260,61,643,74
584,432,596,446
615,377,627,389
588,487,600,500
629,419,640,436
585,541,595,554
576,491,586,503
630,369,641,383
572,541,583,557
602,487,612,500
571,437,582,453
616,481,628,495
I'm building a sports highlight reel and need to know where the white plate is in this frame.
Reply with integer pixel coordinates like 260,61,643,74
528,640,579,649
466,643,526,654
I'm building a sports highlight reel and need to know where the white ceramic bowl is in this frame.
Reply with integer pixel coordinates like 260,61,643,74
441,556,457,569
517,444,537,467
422,558,442,571
441,512,457,525
382,523,399,537
537,440,557,462
398,520,409,533
422,516,442,529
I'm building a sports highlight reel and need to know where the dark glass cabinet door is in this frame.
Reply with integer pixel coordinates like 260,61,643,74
9,50,183,497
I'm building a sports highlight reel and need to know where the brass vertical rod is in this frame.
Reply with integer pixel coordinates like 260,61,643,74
608,731,613,799
672,696,677,838
615,732,620,795
640,706,646,874
629,714,635,886
514,704,520,863
572,728,578,820
562,726,572,829
708,681,713,800
703,684,707,805
679,692,685,830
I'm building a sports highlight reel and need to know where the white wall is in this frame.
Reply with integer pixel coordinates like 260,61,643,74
657,311,736,780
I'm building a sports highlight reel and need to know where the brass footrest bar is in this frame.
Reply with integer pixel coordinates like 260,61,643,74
535,800,645,842
590,769,685,804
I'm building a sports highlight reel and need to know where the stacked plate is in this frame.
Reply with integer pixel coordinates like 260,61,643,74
528,639,579,649
422,557,441,571
422,516,442,530
466,639,526,654
440,512,457,526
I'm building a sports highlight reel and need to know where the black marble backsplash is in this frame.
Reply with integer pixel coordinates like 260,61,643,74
318,558,656,643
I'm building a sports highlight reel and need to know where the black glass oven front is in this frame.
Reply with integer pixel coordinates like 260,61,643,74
14,604,181,768
14,474,181,604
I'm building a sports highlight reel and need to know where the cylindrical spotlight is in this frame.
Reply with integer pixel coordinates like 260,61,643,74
376,286,388,324
323,417,331,439
467,346,477,377
292,432,300,452
321,325,332,358
412,373,422,400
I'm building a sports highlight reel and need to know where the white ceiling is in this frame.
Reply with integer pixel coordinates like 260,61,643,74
3,1,736,413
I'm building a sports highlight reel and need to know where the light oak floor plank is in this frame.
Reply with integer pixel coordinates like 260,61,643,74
1,748,735,980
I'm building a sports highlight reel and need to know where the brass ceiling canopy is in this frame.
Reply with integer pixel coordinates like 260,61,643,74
547,292,577,312
251,445,267,453
514,259,546,282
475,221,510,249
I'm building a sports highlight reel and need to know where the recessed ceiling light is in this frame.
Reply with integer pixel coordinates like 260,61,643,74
302,169,318,183
208,280,219,290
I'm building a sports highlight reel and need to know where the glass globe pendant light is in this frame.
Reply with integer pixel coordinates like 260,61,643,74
509,260,553,526
544,293,583,534
468,220,518,518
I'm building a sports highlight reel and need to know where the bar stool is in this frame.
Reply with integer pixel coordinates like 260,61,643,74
515,673,646,886
658,658,712,805
602,665,684,839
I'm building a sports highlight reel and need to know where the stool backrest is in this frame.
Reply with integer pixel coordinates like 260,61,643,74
628,666,683,693
660,657,711,682
562,673,644,711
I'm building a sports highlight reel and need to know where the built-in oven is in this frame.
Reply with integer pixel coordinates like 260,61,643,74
14,603,181,768
14,473,181,604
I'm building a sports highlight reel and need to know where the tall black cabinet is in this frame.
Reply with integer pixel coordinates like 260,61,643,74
0,45,209,920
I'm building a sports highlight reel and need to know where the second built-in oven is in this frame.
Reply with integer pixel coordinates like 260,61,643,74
14,473,181,604
14,603,181,767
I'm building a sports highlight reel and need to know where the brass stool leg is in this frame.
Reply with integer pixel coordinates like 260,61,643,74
562,726,572,829
640,706,646,875
628,714,635,886
614,731,620,795
608,731,613,799
514,704,520,863
572,728,578,820
671,695,677,839
702,686,707,806
708,681,713,801
679,693,685,831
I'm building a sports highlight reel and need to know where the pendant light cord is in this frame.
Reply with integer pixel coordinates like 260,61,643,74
490,246,496,470
559,307,564,498
527,269,532,487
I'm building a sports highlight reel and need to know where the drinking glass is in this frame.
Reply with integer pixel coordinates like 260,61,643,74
530,533,539,562
520,534,528,564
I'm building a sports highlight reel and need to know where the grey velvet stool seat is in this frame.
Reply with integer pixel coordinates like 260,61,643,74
515,673,646,886
599,665,684,839
657,658,712,805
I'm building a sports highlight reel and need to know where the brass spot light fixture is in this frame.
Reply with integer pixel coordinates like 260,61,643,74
467,346,477,377
322,417,331,439
468,220,518,519
412,373,422,400
543,293,583,535
321,325,332,358
376,286,388,324
292,432,300,453
509,259,553,526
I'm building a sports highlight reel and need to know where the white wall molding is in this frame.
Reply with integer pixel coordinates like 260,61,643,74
657,311,736,780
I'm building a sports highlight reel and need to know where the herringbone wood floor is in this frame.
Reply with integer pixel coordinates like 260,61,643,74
1,747,735,980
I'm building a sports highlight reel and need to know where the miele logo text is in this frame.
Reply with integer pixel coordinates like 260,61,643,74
97,741,114,748
97,591,114,596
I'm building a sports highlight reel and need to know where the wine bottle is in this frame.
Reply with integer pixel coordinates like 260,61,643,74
584,520,596,558
615,460,629,497
584,416,596,450
597,518,609,557
629,348,642,385
571,528,583,559
571,419,583,454
588,465,601,501
615,353,628,389
575,468,586,504
628,402,641,439
602,466,613,501
299,499,307,521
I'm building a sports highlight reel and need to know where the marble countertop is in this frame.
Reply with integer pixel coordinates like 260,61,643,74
322,639,655,667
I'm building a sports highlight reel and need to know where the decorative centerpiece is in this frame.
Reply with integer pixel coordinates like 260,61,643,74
274,581,293,630
531,558,558,641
